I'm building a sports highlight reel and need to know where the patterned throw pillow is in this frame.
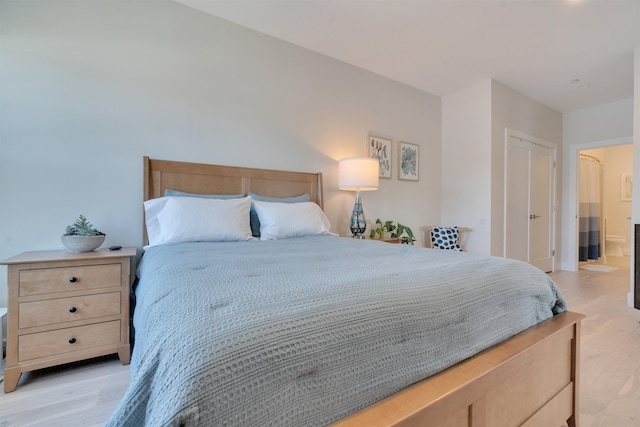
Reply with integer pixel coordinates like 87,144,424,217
431,226,462,251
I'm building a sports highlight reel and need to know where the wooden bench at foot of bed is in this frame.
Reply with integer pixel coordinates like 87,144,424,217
332,311,584,427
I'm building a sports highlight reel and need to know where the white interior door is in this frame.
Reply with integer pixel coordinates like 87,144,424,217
505,131,556,272
529,145,555,272
505,139,530,263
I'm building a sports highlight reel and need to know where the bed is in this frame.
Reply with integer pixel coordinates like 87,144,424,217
107,157,583,427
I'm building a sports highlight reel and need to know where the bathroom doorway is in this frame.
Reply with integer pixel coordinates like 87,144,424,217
578,144,633,268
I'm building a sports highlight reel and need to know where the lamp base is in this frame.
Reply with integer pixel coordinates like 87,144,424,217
349,191,367,238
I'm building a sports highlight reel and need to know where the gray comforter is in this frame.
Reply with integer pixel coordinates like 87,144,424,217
107,235,566,426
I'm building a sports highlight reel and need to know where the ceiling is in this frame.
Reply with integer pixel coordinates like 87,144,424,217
174,0,640,113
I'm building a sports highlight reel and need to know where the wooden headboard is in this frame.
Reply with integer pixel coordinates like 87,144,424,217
143,156,324,243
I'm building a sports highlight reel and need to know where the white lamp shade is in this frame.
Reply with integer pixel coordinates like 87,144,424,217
338,157,379,191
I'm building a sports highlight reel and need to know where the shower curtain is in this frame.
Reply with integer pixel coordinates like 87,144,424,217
578,156,602,261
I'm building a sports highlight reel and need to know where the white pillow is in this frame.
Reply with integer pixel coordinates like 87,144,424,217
253,200,332,240
143,196,253,247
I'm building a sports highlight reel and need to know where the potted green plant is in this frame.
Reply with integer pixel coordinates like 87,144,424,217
61,214,106,252
369,218,415,245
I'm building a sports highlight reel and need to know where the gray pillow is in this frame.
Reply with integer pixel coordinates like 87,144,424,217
164,189,244,199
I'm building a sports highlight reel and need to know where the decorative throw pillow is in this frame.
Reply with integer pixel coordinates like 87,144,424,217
430,226,462,251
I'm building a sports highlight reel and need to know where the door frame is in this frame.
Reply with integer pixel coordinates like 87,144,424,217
504,128,558,271
565,136,633,272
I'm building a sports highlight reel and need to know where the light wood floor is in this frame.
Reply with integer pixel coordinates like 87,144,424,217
1,257,639,426
551,256,640,427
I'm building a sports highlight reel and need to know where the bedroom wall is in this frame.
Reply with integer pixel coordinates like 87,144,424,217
441,80,492,255
490,81,563,262
0,0,442,307
441,80,562,259
633,45,640,307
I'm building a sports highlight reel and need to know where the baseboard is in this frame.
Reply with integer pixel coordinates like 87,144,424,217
559,261,578,272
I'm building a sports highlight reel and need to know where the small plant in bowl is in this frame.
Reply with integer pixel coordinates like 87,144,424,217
61,214,106,252
369,218,415,245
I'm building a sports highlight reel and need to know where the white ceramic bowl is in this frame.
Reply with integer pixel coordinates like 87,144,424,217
61,234,106,252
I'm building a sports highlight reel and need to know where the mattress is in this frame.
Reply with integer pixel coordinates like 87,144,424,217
107,235,566,426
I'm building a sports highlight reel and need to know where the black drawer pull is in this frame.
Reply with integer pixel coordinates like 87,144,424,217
69,307,77,313
68,338,76,344
69,277,77,283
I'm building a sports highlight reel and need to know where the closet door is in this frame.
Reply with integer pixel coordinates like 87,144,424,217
505,132,556,272
529,144,555,272
505,138,531,263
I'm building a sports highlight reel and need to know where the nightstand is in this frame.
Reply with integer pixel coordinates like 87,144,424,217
368,237,403,244
1,247,136,392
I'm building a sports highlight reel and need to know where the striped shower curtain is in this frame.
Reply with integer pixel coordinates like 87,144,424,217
578,156,602,261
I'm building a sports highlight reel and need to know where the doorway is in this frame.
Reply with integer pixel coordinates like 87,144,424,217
504,129,557,272
578,145,633,266
566,136,635,308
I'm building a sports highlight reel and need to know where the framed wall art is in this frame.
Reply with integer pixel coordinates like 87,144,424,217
398,141,419,181
368,135,392,179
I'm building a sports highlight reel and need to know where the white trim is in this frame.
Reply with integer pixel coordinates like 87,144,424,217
563,136,633,272
506,128,558,151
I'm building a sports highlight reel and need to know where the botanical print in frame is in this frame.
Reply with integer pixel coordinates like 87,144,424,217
368,135,392,179
398,141,419,181
621,172,632,201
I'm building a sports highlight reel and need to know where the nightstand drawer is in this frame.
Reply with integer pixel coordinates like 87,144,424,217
19,264,121,296
19,292,121,328
18,321,121,362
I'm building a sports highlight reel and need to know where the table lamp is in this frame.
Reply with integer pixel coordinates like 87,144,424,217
338,157,379,238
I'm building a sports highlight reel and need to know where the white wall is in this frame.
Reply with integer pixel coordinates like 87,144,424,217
561,98,634,271
0,0,442,307
633,46,640,308
490,81,563,260
441,81,492,254
441,80,562,259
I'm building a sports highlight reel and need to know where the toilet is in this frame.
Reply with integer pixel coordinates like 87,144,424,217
605,235,626,257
